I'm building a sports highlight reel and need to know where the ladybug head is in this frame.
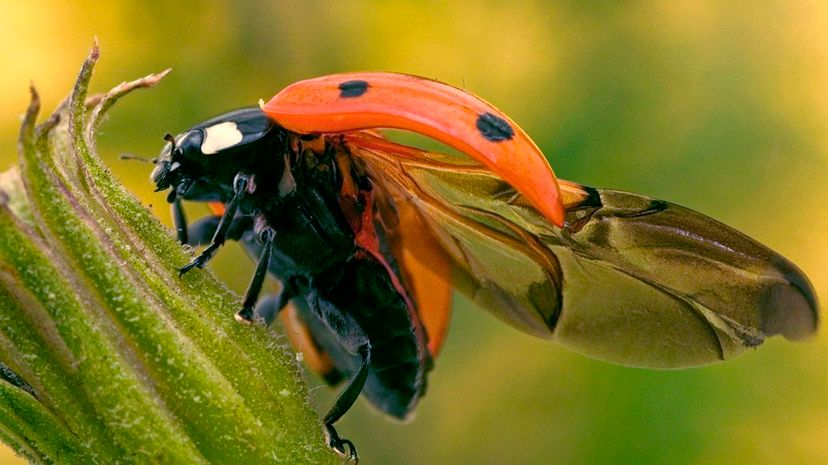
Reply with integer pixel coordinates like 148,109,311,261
151,131,207,202
152,108,289,204
151,132,180,188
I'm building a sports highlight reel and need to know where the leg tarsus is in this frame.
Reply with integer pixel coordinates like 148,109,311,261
179,173,250,276
177,215,253,276
178,241,221,275
324,424,359,463
322,344,369,462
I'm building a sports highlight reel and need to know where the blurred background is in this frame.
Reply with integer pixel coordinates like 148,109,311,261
1,1,826,464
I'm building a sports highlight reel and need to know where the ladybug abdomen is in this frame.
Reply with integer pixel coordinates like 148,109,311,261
298,257,431,419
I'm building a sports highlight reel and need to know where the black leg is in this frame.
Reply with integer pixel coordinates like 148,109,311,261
324,344,370,463
179,173,250,276
235,227,275,324
171,198,189,244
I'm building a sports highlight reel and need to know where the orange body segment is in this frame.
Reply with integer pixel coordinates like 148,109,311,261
278,303,337,378
207,201,225,216
395,202,453,357
262,72,564,227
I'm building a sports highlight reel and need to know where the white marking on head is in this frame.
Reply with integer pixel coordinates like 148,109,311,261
201,121,244,155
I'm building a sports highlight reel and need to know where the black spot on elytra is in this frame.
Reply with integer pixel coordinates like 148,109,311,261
338,80,369,98
476,112,514,142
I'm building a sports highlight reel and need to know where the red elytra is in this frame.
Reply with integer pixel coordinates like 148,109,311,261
261,72,565,228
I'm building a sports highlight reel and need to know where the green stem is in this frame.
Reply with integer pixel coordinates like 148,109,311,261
0,41,336,465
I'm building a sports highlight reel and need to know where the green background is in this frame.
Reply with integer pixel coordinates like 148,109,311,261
1,2,826,464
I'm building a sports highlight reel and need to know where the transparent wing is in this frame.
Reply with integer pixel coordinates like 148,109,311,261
349,132,818,368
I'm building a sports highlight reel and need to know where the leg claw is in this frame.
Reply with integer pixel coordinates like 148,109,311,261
325,424,358,464
178,261,200,277
234,307,256,325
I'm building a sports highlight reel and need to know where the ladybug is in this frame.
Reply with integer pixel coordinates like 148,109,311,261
151,72,818,462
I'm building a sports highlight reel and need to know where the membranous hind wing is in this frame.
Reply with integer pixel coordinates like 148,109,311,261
553,187,817,366
348,132,818,368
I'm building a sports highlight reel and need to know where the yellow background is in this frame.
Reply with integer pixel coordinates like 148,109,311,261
1,2,826,464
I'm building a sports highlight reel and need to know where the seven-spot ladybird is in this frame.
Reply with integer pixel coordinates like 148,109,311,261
151,72,818,462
